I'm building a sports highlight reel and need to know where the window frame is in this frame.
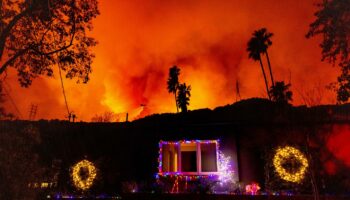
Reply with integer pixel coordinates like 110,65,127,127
158,140,220,176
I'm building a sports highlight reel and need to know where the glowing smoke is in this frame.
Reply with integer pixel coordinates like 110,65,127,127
3,0,338,121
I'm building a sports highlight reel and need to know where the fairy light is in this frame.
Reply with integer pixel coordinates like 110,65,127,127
171,177,179,193
217,150,234,184
157,140,220,181
71,159,97,190
157,174,218,180
245,182,260,195
273,146,308,183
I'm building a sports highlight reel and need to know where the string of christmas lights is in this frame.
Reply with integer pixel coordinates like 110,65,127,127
273,146,308,183
71,159,97,190
158,139,219,177
171,176,179,193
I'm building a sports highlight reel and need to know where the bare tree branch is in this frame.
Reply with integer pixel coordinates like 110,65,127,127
38,18,56,45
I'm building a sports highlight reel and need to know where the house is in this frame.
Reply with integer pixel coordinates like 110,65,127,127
157,139,239,193
2,99,350,194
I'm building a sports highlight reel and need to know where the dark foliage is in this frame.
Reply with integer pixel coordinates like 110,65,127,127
307,0,350,102
91,111,117,122
167,66,180,95
167,66,181,112
247,28,274,99
0,0,99,86
0,123,44,199
176,83,191,113
247,28,273,59
307,0,350,65
269,81,293,104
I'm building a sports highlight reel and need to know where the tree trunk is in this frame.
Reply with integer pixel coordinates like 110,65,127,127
174,92,179,113
264,147,270,194
306,132,320,200
259,57,271,100
265,50,275,87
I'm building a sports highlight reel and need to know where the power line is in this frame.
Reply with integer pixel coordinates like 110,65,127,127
2,80,23,119
58,64,70,117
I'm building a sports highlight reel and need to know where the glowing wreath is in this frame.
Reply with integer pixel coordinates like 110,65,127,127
71,159,97,190
273,146,308,183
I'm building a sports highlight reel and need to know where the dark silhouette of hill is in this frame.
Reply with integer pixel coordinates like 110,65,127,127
133,98,350,126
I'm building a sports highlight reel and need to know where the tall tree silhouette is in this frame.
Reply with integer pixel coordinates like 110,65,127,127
247,35,271,100
254,28,275,87
269,81,292,104
0,0,99,87
167,66,180,112
306,0,350,103
176,83,191,113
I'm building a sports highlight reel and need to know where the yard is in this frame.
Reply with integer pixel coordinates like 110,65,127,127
120,194,350,200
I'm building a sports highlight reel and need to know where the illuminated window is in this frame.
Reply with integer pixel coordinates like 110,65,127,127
201,143,217,172
159,140,219,176
162,144,178,172
181,143,197,172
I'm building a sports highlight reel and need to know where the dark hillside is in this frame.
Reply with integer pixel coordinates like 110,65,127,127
134,98,350,126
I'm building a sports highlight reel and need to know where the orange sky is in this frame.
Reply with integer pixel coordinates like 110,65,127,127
3,0,339,121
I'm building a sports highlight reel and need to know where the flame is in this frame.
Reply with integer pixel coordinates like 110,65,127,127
3,0,339,121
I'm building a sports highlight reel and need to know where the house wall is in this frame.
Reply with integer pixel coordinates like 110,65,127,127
1,120,348,193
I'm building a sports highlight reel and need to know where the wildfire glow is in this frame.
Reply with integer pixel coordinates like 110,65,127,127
3,0,338,121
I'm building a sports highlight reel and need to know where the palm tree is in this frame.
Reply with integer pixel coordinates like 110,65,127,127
253,28,275,87
269,81,292,104
167,66,180,112
247,36,271,100
176,83,191,113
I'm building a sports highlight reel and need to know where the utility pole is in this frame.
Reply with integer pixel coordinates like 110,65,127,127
28,104,38,121
2,80,23,119
235,80,241,102
68,112,77,122
72,112,76,122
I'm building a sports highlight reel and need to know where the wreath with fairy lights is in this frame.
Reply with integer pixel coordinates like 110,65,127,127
71,159,97,190
273,146,308,183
